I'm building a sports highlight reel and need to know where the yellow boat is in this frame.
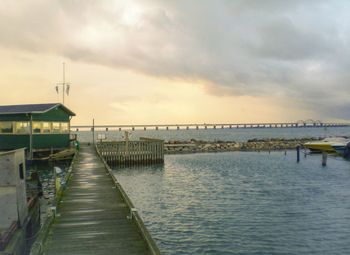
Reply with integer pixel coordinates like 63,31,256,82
304,137,349,153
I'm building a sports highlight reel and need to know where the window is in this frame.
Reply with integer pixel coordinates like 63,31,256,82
42,122,51,133
61,122,69,133
15,122,30,134
52,122,61,133
0,122,13,133
32,122,42,134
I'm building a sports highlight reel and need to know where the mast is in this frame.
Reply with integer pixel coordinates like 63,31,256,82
63,62,65,105
55,62,71,105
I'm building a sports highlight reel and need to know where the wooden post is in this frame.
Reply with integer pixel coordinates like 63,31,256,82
296,145,300,163
125,131,129,156
92,118,95,145
322,152,327,166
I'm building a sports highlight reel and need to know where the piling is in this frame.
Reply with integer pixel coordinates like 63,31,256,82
322,152,327,166
296,145,300,162
92,118,95,145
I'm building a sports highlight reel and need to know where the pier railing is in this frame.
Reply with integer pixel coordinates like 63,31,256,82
96,138,164,167
30,152,78,255
95,146,161,255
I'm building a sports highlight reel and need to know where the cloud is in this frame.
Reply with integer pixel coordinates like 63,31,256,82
1,0,350,120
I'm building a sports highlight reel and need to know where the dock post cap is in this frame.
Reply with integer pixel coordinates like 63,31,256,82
50,206,57,218
127,208,138,220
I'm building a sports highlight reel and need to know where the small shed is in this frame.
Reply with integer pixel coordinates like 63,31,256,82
0,103,75,157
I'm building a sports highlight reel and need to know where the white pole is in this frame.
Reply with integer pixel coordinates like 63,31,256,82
29,114,33,160
92,118,95,145
63,62,65,105
125,131,129,156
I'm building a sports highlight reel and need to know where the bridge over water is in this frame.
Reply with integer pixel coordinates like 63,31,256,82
71,120,350,132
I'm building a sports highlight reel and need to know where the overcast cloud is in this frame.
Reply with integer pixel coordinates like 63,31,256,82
0,0,349,120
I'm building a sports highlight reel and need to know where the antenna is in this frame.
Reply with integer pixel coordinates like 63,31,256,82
55,62,71,105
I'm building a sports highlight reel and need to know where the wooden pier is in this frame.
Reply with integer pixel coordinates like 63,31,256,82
39,145,160,255
96,138,164,167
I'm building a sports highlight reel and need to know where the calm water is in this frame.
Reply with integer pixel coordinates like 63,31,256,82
74,126,350,143
114,152,350,254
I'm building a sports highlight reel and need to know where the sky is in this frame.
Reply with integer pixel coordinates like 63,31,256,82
0,0,349,125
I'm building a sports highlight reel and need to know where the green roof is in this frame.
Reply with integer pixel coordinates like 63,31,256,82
0,103,75,116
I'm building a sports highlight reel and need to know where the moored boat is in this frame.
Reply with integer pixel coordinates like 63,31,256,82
304,137,350,154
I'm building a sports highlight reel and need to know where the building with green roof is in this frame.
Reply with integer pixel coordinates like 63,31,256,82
0,103,75,158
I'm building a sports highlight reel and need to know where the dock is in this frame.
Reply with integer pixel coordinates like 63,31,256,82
96,137,164,167
40,145,159,255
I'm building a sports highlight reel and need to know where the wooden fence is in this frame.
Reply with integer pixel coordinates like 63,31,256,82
96,137,164,167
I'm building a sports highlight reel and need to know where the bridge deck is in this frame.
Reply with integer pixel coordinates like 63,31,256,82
43,145,151,255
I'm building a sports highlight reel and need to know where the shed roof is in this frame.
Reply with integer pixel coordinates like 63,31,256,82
0,103,75,116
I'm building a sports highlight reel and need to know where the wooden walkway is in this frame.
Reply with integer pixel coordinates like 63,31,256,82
43,145,152,255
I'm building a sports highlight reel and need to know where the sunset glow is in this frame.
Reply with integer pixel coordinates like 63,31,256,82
0,1,349,124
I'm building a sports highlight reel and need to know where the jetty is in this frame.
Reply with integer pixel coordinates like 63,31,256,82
96,137,164,167
35,145,159,255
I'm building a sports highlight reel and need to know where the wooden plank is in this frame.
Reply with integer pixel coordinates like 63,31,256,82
43,145,153,255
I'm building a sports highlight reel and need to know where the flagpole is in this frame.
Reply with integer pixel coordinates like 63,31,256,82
55,62,70,105
63,62,65,105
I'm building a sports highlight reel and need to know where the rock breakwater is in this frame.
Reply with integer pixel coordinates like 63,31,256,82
164,137,320,154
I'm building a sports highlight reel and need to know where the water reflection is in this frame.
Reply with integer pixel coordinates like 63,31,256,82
114,151,350,255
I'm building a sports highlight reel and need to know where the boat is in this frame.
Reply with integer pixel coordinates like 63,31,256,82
304,137,350,154
332,141,350,156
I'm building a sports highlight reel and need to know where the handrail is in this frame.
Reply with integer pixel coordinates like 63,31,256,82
95,145,161,255
29,151,78,255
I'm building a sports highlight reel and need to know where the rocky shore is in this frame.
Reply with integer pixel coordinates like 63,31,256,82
164,137,320,154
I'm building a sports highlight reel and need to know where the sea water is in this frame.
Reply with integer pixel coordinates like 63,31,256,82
73,126,350,143
113,151,350,255
73,126,350,254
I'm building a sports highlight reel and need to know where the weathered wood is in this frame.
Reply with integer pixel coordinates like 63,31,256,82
96,138,164,168
42,145,155,255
